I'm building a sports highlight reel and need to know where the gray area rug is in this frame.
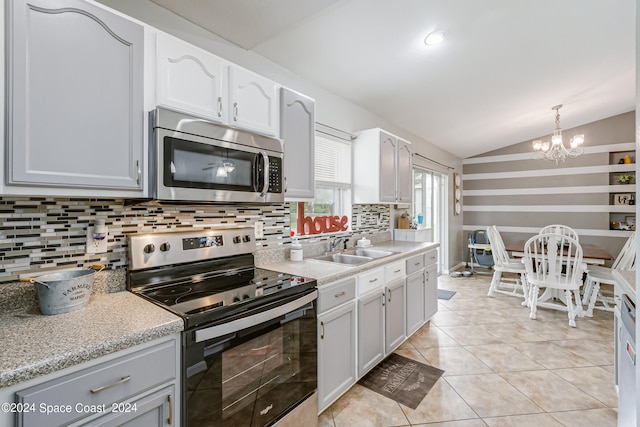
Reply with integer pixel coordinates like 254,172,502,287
437,289,456,300
358,353,444,409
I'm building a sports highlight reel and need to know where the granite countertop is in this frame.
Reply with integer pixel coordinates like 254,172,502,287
612,269,636,300
0,292,183,389
258,240,439,286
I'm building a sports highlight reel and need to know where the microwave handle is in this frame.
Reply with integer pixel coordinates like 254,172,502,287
258,150,270,197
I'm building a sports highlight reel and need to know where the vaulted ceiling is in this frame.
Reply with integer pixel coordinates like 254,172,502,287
150,0,636,158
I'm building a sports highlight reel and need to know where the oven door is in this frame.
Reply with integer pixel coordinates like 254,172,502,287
183,290,317,427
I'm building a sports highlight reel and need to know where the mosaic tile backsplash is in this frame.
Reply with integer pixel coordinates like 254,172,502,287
0,197,390,284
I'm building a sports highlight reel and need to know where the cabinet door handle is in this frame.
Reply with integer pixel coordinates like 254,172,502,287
425,272,429,281
335,291,346,298
168,394,173,425
394,269,401,273
136,160,141,185
233,102,239,121
284,176,288,193
217,97,223,117
320,321,325,339
382,292,385,306
388,289,392,302
369,278,378,283
90,375,131,393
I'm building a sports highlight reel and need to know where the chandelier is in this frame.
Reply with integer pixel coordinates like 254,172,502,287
532,104,584,164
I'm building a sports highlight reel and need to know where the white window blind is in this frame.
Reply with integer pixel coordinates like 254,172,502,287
315,135,351,187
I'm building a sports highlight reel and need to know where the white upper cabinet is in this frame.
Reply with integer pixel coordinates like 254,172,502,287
280,87,315,200
155,33,279,137
353,128,413,204
156,32,227,123
6,0,144,195
228,65,279,136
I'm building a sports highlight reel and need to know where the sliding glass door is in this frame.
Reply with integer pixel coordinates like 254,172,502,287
413,167,447,273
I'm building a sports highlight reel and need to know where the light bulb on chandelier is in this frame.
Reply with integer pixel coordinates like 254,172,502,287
532,104,584,165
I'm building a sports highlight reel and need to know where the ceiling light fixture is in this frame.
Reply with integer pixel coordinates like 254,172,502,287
532,104,584,165
424,30,445,46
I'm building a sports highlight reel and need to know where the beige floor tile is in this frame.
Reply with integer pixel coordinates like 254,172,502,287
318,408,335,427
407,323,461,348
444,373,543,418
483,413,564,427
465,343,546,373
478,323,548,343
455,310,520,325
418,346,492,376
512,341,594,369
549,408,618,427
430,309,469,326
500,370,604,412
437,325,505,346
400,378,479,424
552,366,618,407
413,420,487,427
394,347,430,364
330,384,409,427
550,338,614,366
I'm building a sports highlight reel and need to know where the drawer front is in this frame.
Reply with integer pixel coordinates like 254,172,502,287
318,277,356,314
357,267,385,297
405,254,425,275
17,339,176,427
385,261,406,282
424,249,438,267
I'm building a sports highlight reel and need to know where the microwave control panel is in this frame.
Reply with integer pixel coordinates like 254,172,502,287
268,157,282,193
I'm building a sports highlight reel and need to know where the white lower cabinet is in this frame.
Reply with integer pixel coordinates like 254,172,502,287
384,278,406,354
7,335,180,427
405,271,424,336
317,278,356,413
357,289,386,378
424,250,439,321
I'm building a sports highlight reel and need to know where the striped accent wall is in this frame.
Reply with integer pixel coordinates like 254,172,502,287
462,111,636,260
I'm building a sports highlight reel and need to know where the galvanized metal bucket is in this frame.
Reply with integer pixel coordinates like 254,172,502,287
21,264,105,315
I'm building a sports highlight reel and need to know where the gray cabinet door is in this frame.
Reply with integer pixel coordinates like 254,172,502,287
280,88,315,199
405,271,424,336
424,264,438,321
318,302,356,412
396,139,413,203
357,290,385,378
91,385,175,427
385,279,406,354
379,132,397,202
7,0,144,192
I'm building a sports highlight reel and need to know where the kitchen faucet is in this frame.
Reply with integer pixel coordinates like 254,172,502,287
329,236,349,253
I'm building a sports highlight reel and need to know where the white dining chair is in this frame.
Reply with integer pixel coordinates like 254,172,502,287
583,232,636,316
539,224,579,242
486,225,529,305
524,233,585,327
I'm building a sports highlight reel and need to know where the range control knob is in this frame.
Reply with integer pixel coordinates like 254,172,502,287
242,235,251,243
243,294,251,300
159,242,171,252
143,243,155,254
233,236,241,244
233,297,241,303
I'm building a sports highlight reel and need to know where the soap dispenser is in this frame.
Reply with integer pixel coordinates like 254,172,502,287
290,231,303,261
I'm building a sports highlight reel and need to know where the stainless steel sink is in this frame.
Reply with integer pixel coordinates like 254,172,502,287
343,248,398,259
312,248,398,265
312,253,373,265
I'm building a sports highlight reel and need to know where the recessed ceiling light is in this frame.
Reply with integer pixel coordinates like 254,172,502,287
424,30,445,46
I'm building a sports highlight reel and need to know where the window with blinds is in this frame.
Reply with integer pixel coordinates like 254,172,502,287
290,132,352,235
315,135,351,187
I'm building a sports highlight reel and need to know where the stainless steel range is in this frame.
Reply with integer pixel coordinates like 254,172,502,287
128,228,318,427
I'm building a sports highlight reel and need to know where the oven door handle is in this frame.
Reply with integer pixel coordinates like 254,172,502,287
258,150,270,197
195,290,317,343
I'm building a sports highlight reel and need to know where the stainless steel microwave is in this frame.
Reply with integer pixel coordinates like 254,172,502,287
149,108,284,203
